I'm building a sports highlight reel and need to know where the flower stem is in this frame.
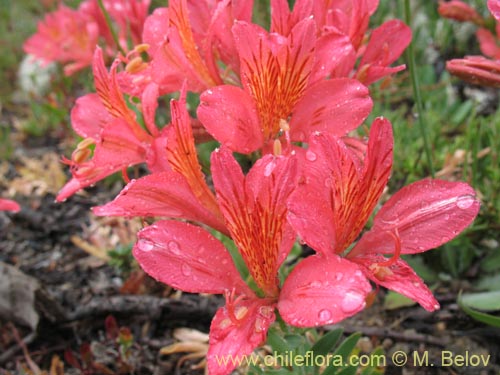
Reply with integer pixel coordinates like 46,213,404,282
97,0,127,56
404,0,435,177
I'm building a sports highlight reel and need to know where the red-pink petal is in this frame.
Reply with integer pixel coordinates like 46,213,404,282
57,118,147,202
198,86,262,153
141,83,160,137
287,134,346,256
357,20,411,85
208,298,275,375
133,220,250,295
488,0,500,21
142,7,169,56
93,170,227,235
353,179,480,255
352,255,439,311
279,255,371,327
311,30,356,82
290,79,372,142
70,93,112,139
477,28,500,60
0,199,20,212
211,148,297,296
245,153,298,269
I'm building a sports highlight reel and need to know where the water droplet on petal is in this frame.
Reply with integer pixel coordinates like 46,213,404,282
168,240,181,255
341,290,365,314
318,309,332,322
263,160,276,177
456,195,475,210
138,238,155,252
335,272,343,281
181,263,192,276
305,150,317,161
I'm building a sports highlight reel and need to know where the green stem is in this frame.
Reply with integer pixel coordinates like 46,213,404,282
404,0,435,177
97,0,127,56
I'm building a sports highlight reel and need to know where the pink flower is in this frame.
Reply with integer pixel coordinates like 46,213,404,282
270,0,412,85
143,0,252,94
287,118,480,312
131,148,370,374
93,92,227,235
0,199,20,212
197,18,373,154
23,5,99,75
80,0,151,48
57,48,168,201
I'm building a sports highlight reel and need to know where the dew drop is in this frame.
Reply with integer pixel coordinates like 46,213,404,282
334,272,343,281
181,263,192,276
138,238,155,252
309,280,322,288
168,240,181,255
456,195,475,210
263,160,276,177
305,150,317,161
341,290,365,314
318,309,332,322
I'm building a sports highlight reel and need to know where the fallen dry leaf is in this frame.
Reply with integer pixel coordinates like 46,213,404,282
8,152,66,197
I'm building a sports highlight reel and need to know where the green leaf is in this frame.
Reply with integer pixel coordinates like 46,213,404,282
476,274,500,291
283,334,305,350
458,294,500,328
267,329,290,354
333,332,361,361
311,329,343,357
460,291,500,312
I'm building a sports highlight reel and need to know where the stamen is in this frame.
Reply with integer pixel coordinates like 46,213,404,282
377,228,401,267
121,167,131,184
224,289,246,325
273,139,282,156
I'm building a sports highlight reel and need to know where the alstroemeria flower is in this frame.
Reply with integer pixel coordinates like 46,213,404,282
23,4,99,76
80,0,150,48
93,92,227,235
198,17,373,154
143,0,252,94
57,48,169,201
0,198,20,212
270,0,412,85
287,118,480,312
132,148,370,374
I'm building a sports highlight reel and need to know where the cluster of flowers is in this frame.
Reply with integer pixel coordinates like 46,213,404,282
25,1,481,374
24,0,150,75
439,0,500,87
